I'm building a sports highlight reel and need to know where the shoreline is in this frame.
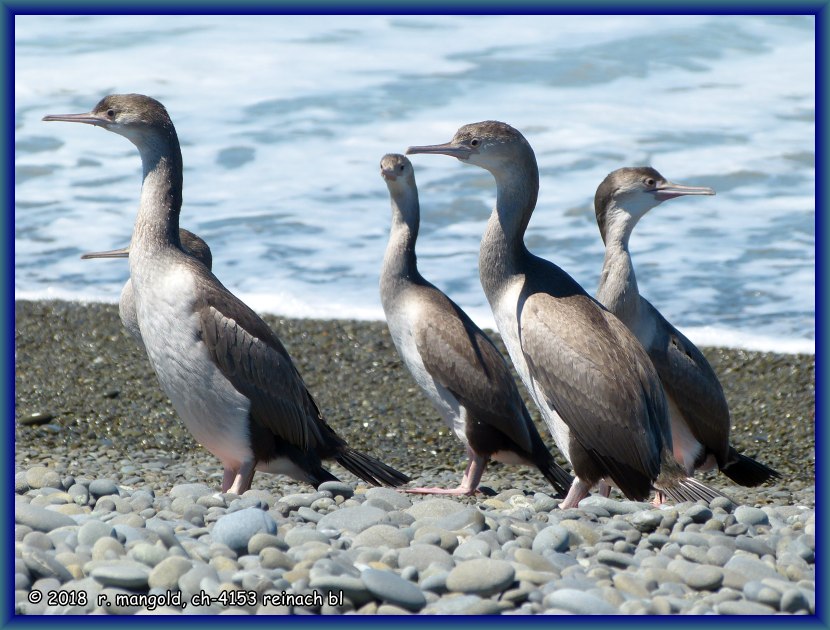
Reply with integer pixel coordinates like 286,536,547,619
13,291,815,357
15,299,815,504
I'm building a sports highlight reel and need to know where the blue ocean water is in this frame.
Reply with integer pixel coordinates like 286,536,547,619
14,15,815,353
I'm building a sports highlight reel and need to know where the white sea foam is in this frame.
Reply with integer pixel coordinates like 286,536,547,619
14,15,815,355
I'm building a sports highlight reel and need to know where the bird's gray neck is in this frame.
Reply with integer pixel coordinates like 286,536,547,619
130,131,184,254
596,208,640,326
479,156,538,298
381,185,421,301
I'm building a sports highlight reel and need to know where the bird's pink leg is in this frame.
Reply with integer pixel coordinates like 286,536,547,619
221,467,236,493
227,460,256,495
405,451,488,496
559,478,592,509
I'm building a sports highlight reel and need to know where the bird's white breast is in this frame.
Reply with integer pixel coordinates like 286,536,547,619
384,298,466,443
130,260,252,468
492,282,572,463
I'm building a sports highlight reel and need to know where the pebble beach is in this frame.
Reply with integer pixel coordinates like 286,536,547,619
14,299,816,616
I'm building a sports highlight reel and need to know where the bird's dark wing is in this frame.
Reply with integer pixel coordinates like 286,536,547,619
640,298,731,459
411,287,533,453
519,291,668,487
196,270,327,452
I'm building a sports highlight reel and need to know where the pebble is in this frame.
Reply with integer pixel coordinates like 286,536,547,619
543,588,619,614
148,556,192,590
445,558,515,596
77,520,115,547
90,561,151,589
362,568,427,612
168,483,213,500
531,524,570,554
685,565,724,591
15,503,77,532
26,466,62,490
734,505,770,527
211,507,277,553
317,480,354,499
11,459,814,616
397,544,454,572
317,505,386,533
353,524,411,549
88,479,120,499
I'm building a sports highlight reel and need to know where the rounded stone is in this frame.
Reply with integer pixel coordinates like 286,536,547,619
90,560,151,589
212,507,277,553
543,588,618,614
596,549,638,568
353,524,411,549
743,581,782,608
735,534,775,557
717,600,776,615
317,481,354,499
92,536,125,561
260,547,294,570
685,565,724,591
706,545,734,567
453,538,491,560
531,524,570,554
169,483,213,500
317,505,386,534
406,499,466,521
365,487,412,510
361,568,426,612
26,467,63,490
15,503,77,532
734,506,769,527
78,520,115,547
22,548,73,581
630,509,663,532
284,527,330,547
724,555,780,582
130,542,168,568
148,556,193,590
686,505,713,524
248,532,287,555
397,544,454,572
88,479,119,499
432,508,485,534
445,558,514,597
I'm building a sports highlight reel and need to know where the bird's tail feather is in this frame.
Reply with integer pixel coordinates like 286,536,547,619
721,449,781,487
335,448,410,487
537,453,574,499
657,476,731,505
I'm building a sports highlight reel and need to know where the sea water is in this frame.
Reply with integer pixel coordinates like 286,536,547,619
14,14,815,354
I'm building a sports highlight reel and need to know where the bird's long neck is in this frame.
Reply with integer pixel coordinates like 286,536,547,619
131,129,184,254
479,153,538,299
596,203,640,326
381,183,421,299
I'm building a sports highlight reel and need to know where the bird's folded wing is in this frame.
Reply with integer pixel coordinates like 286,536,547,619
642,299,730,450
414,296,534,453
520,292,665,479
200,302,319,451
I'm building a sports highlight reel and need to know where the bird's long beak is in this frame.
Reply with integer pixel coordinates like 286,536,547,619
406,141,471,160
42,111,105,126
653,181,715,200
80,247,130,260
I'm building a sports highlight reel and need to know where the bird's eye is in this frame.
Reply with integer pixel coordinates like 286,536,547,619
644,178,655,187
398,164,405,172
470,138,480,147
106,109,115,118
